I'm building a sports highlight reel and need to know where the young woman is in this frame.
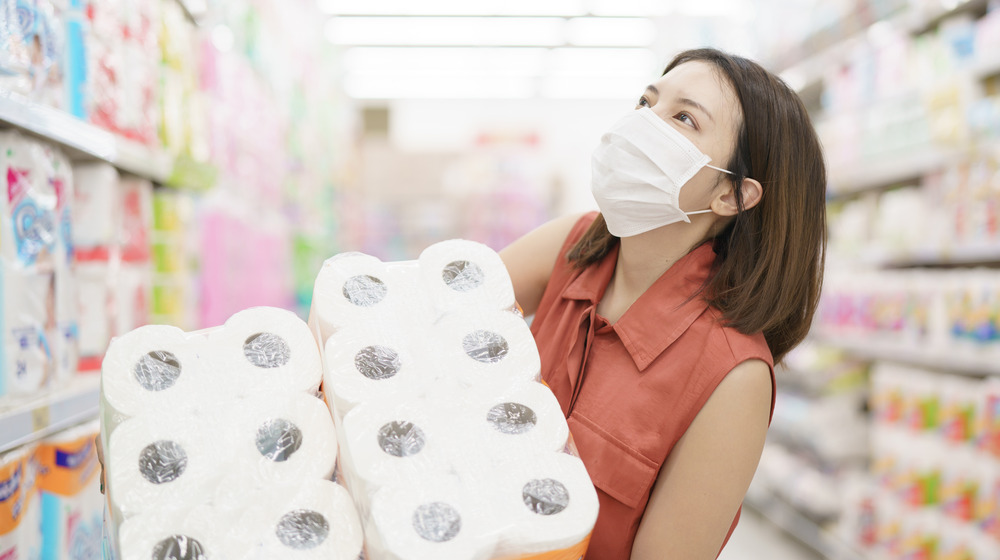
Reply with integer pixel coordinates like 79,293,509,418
500,48,826,559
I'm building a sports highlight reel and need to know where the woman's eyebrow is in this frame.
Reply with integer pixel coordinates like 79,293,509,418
678,97,715,123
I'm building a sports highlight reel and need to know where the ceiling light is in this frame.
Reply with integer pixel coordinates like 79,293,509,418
546,48,658,77
317,0,586,16
325,16,566,46
343,75,536,99
566,17,656,46
343,47,549,77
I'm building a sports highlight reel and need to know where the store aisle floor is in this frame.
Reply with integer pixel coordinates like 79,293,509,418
718,508,825,560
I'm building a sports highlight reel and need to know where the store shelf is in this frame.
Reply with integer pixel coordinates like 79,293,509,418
0,90,171,183
744,493,869,560
827,146,960,197
175,0,207,24
865,244,1000,267
0,375,100,455
811,333,1000,377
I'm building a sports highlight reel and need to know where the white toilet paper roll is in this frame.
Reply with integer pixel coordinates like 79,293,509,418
486,452,599,556
368,474,496,560
339,398,452,497
433,311,541,389
451,382,569,459
240,480,364,560
230,393,338,485
206,307,323,398
322,325,430,418
107,414,231,519
418,240,516,314
312,253,419,343
101,324,218,419
118,505,234,560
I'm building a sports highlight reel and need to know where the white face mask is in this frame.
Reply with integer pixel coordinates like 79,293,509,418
591,107,733,237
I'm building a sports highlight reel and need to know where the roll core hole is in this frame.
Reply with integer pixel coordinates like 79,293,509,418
355,345,401,380
255,418,304,462
152,535,206,560
134,350,181,392
377,421,426,458
412,502,462,543
276,509,330,550
441,260,484,292
243,332,291,368
462,330,509,363
486,402,537,435
138,440,188,485
343,275,387,307
522,478,570,516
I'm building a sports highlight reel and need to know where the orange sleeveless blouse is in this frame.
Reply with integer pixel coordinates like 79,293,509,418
530,213,776,559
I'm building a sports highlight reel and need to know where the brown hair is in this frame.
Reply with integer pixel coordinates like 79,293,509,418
567,48,826,364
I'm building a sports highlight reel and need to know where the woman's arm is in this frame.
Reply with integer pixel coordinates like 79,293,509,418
499,213,585,317
631,358,773,560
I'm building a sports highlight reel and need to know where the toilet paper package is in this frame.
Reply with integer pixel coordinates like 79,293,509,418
36,420,102,560
51,146,79,383
0,445,38,554
116,505,231,560
0,263,55,399
312,240,598,560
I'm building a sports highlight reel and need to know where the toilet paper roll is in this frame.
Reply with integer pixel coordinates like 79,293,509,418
323,325,430,418
418,240,516,314
486,453,599,556
118,505,233,560
451,382,569,460
206,307,323,398
433,311,541,389
312,253,424,343
70,162,120,250
101,324,218,420
240,480,363,560
107,414,231,519
339,398,452,497
368,474,496,560
230,393,338,485
1,263,53,397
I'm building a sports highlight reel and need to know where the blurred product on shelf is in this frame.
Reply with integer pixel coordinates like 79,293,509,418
0,443,41,557
0,131,79,403
71,162,153,372
36,419,102,559
836,362,1000,559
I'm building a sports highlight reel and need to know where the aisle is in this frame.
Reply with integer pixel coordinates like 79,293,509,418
718,508,825,560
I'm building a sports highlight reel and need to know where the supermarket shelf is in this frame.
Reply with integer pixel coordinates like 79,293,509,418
0,90,171,183
866,244,1000,267
175,0,208,24
827,146,960,197
811,333,1000,377
0,375,100,454
744,493,869,560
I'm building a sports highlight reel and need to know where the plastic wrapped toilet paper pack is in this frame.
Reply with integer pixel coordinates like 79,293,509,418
449,382,570,458
434,310,542,390
206,307,323,398
417,240,516,316
117,505,234,560
239,480,363,560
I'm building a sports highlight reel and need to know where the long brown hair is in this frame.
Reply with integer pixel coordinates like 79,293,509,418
567,48,827,364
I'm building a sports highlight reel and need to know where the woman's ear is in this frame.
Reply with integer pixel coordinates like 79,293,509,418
712,177,763,216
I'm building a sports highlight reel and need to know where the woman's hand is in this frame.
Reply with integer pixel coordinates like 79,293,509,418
95,434,105,494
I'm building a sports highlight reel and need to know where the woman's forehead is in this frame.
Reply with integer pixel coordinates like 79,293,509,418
653,61,737,120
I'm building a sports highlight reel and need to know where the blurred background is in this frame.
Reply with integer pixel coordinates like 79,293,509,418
0,0,999,558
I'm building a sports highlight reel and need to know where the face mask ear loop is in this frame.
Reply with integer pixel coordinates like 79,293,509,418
705,164,734,175
684,209,715,217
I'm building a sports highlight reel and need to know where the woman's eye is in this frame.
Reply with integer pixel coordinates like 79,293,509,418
636,96,650,108
674,112,696,128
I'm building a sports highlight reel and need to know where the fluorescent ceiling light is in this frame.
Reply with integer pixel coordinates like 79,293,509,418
546,48,658,77
343,48,549,77
318,0,586,16
586,0,672,16
326,16,566,46
566,17,655,46
344,75,536,99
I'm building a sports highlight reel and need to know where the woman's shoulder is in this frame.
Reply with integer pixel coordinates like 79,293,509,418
701,307,774,368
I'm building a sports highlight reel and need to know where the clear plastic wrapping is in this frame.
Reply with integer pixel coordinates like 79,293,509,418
312,239,598,560
101,306,362,560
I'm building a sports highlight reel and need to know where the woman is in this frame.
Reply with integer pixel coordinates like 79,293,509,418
500,48,826,559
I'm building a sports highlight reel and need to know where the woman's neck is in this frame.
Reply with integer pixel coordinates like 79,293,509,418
598,220,711,324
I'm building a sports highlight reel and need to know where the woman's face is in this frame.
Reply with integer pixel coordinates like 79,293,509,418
636,60,742,215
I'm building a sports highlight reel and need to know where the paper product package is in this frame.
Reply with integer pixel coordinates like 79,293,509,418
100,306,363,560
312,239,599,560
0,131,60,400
36,420,102,560
0,444,41,559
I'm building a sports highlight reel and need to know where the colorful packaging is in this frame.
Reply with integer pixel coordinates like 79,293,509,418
37,420,102,560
